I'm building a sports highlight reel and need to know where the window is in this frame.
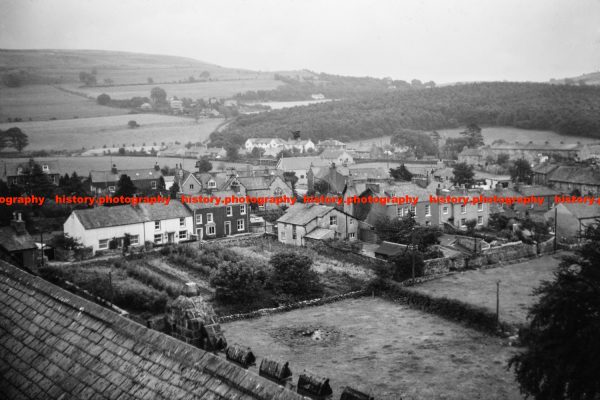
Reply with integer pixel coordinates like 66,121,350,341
443,206,449,215
237,219,245,231
189,184,194,190
477,216,483,225
208,180,216,188
129,235,139,246
300,175,305,179
292,226,297,240
425,204,431,216
349,219,354,225
349,232,356,239
196,214,202,224
240,204,246,215
461,205,466,214
397,206,403,217
206,225,216,235
99,239,109,250
477,203,483,211
42,165,49,172
154,221,161,230
207,213,213,223
179,218,185,227
329,215,337,225
274,187,283,196
154,234,163,244
151,180,157,189
281,229,286,240
108,186,116,192
460,218,466,227
409,205,416,215
226,206,233,217
179,230,187,240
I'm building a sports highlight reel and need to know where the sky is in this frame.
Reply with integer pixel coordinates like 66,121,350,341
1,0,599,83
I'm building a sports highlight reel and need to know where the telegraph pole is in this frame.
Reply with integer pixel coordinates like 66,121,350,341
553,206,558,252
496,280,501,326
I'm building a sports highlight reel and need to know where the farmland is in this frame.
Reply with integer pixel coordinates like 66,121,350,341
406,255,561,326
222,297,521,400
62,79,283,101
0,84,128,121
0,114,223,151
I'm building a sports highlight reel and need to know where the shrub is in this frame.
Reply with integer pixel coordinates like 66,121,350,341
389,251,425,281
210,262,263,303
268,252,322,298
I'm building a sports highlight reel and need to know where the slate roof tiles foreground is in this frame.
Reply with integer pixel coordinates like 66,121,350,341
0,260,304,400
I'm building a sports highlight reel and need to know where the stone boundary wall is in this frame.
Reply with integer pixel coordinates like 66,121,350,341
218,290,368,323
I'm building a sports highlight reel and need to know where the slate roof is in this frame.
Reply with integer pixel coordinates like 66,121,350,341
379,183,434,204
90,168,162,183
277,204,334,226
516,185,559,197
562,203,600,220
532,163,559,175
548,166,600,185
304,228,334,240
374,241,407,258
137,200,192,221
0,260,303,400
73,206,146,230
237,176,275,191
2,160,60,177
319,150,349,160
0,226,37,252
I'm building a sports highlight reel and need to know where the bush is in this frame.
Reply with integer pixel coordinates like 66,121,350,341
210,262,263,303
268,252,322,298
389,251,425,281
97,93,111,105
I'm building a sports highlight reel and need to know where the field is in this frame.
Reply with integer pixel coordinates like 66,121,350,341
222,297,522,400
60,79,283,101
406,255,561,326
0,114,224,151
0,85,128,121
2,156,251,177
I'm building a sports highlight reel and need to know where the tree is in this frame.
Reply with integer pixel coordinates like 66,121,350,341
0,130,9,152
210,262,262,303
195,158,212,173
127,120,139,129
452,162,475,187
169,182,180,199
390,164,413,181
510,224,600,399
510,159,532,184
114,174,136,197
465,218,477,233
374,215,416,244
282,171,298,194
97,93,111,105
2,72,23,87
460,123,484,148
78,71,96,86
291,130,301,140
250,147,264,159
5,127,28,152
27,161,55,197
496,153,510,165
268,252,322,298
390,250,425,281
225,145,239,161
147,77,154,84
150,87,167,104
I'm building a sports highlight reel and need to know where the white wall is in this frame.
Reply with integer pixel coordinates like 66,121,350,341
143,216,194,245
64,214,145,254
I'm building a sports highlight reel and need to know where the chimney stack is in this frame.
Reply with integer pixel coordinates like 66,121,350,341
11,212,26,235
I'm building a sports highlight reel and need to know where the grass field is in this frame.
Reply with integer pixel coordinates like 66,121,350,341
222,297,521,400
0,114,224,151
62,79,283,101
407,255,561,326
0,85,128,121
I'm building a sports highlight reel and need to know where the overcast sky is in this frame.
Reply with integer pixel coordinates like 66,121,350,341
1,0,599,83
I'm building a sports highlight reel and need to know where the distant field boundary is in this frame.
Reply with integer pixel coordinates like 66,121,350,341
218,289,368,323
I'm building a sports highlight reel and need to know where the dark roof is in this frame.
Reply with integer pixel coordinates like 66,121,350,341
548,166,600,185
137,200,192,221
374,241,407,257
516,185,559,197
237,176,274,191
277,204,334,226
73,206,146,230
0,260,303,400
532,163,559,175
2,159,60,177
0,225,37,252
90,168,162,183
562,203,600,220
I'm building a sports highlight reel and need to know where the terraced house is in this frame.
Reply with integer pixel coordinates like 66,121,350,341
185,191,250,241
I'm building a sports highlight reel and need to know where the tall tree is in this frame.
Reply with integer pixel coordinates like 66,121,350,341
114,174,136,197
510,159,533,184
291,130,301,140
452,162,476,187
195,158,213,173
225,145,239,161
5,127,29,152
460,123,484,148
510,224,600,399
268,252,322,298
150,87,167,104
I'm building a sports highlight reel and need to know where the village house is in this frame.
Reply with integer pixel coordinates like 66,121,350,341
63,200,193,254
277,203,358,246
237,175,293,210
473,171,511,190
532,163,560,186
276,156,331,186
185,190,249,240
2,159,60,187
0,212,38,269
245,138,285,153
576,143,600,161
436,187,491,230
545,164,600,196
481,141,580,163
89,164,163,194
545,202,600,240
307,164,390,195
457,148,484,166
195,171,246,194
317,139,347,152
319,149,355,165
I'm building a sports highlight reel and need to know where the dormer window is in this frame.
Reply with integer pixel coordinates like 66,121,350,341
42,165,49,172
17,167,23,174
208,180,216,188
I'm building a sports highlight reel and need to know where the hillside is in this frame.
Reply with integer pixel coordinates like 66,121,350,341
0,49,274,85
551,71,600,86
210,82,600,147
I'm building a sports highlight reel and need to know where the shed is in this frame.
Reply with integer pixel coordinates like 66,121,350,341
340,387,375,400
297,371,333,399
259,358,293,384
226,344,256,368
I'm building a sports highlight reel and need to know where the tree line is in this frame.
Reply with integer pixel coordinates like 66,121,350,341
211,82,600,148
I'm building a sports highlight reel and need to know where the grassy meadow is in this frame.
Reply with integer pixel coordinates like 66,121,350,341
0,84,128,121
0,114,224,151
222,297,521,400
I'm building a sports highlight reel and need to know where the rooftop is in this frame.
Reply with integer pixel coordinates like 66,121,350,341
0,260,302,400
0,224,37,252
277,204,334,226
90,168,162,183
277,157,330,171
